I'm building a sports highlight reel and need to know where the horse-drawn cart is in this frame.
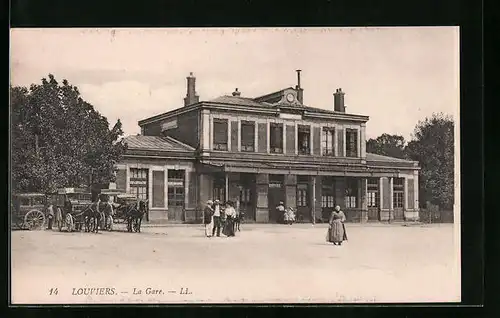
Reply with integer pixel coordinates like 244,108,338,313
54,188,92,232
11,193,47,230
112,193,148,233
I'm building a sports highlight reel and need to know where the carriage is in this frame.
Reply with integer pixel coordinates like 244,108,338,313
113,193,148,233
11,193,48,230
54,188,93,232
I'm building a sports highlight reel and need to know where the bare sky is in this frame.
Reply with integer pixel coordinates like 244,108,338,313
10,27,459,141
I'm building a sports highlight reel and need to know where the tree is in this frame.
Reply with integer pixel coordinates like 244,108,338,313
366,133,407,159
10,74,127,193
405,113,454,210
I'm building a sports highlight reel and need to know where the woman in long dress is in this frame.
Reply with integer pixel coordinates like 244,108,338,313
327,205,347,245
222,201,236,237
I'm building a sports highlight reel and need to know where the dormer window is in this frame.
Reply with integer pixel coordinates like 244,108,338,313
213,118,228,151
346,128,358,157
270,123,283,153
297,125,310,155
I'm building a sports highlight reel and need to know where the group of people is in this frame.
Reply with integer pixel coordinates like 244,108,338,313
203,199,240,237
275,201,296,225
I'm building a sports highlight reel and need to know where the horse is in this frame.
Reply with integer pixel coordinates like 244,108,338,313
99,202,114,231
126,200,148,233
83,202,102,233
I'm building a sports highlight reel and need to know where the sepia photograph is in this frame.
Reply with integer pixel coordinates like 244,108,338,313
9,27,460,304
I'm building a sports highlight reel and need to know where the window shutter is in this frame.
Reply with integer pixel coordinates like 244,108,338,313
313,127,321,155
241,122,255,147
152,171,165,208
213,120,228,144
337,128,344,157
116,169,127,191
231,120,238,152
258,123,267,153
407,179,414,209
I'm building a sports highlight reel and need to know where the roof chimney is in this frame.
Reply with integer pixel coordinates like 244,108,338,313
333,88,345,112
232,88,241,96
184,72,199,107
295,70,304,104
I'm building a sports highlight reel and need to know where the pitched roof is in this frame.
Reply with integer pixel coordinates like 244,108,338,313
208,95,360,117
366,153,417,164
124,135,195,152
209,95,270,108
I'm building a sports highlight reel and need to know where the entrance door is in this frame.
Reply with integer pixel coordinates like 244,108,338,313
239,173,256,221
321,177,335,222
367,178,380,221
393,178,405,221
268,175,285,223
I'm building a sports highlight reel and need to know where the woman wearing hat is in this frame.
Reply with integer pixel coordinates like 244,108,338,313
222,200,236,237
204,200,214,237
326,205,347,245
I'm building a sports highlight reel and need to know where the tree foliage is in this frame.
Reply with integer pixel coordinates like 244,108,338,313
366,134,407,159
10,74,127,193
366,113,454,210
405,113,454,209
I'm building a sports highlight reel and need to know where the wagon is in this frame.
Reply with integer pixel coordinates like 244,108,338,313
113,193,140,225
53,188,93,232
11,193,47,230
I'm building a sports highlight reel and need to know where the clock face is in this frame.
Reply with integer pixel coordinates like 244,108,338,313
286,93,295,102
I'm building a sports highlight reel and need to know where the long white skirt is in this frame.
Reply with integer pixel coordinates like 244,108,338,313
205,217,214,237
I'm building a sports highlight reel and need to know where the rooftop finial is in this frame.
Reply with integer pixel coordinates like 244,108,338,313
232,88,241,96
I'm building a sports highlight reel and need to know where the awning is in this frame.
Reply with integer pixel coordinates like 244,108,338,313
202,161,401,177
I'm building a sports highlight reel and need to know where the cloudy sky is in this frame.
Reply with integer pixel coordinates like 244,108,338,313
10,27,459,141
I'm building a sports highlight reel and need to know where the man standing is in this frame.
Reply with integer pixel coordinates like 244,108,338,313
46,203,54,230
204,200,214,237
212,199,222,237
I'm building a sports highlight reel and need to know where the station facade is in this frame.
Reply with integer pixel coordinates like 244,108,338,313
115,71,420,223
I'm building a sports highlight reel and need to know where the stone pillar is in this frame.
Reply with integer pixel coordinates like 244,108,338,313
148,169,153,210
184,170,189,221
225,173,229,202
126,165,131,194
311,176,316,224
379,177,383,210
414,170,419,212
360,123,366,158
283,124,287,154
404,176,408,211
164,167,169,212
389,177,394,222
266,122,270,154
237,120,241,152
295,123,299,155
201,109,210,152
255,173,269,222
360,178,368,223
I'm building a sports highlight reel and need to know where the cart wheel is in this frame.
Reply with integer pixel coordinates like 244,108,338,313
24,210,46,230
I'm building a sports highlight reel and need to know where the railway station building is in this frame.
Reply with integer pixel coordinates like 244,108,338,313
114,71,420,224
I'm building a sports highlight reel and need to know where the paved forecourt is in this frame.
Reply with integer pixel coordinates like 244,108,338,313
10,223,460,304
